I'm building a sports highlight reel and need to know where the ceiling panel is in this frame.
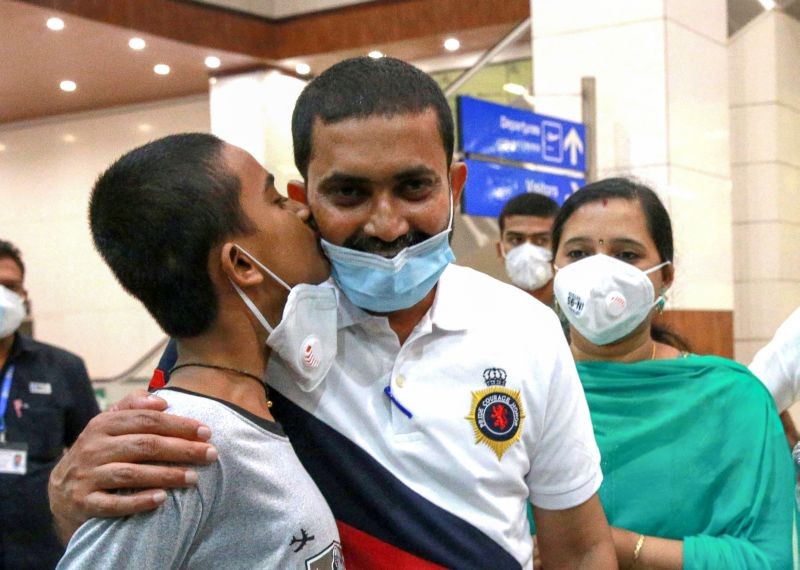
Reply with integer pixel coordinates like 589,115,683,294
0,0,260,124
191,0,377,19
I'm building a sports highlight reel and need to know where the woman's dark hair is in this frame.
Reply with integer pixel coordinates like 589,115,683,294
552,177,673,263
551,177,690,351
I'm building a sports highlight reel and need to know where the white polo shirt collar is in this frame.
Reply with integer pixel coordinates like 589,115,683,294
331,264,469,333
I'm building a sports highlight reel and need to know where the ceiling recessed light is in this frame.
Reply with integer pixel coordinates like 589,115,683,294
46,17,65,31
204,56,221,69
368,50,383,59
59,80,77,92
62,134,76,143
153,64,171,76
758,0,777,9
128,37,146,50
0,143,6,152
209,77,218,85
503,83,528,96
444,38,461,51
138,124,153,133
295,63,311,76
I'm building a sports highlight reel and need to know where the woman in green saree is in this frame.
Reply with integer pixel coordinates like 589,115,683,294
548,178,793,569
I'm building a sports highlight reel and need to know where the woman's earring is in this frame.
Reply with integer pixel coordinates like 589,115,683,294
657,288,667,314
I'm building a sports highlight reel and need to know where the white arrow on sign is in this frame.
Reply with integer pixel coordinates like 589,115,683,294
563,128,584,166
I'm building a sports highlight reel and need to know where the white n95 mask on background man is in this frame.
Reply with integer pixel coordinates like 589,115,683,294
553,254,669,345
503,243,553,291
229,246,338,392
0,285,26,338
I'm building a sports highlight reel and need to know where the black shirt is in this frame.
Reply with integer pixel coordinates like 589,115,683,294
0,334,100,570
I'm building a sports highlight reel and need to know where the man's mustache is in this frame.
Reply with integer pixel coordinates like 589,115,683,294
343,231,431,258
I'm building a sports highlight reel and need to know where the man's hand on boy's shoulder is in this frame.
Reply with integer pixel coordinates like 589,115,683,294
48,389,219,543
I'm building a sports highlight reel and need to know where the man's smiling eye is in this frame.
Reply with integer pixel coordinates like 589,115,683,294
328,185,368,206
400,178,434,195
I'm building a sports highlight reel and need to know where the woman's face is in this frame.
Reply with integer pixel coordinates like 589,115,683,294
554,197,673,300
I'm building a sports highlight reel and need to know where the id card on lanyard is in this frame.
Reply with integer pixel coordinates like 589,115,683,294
0,365,27,475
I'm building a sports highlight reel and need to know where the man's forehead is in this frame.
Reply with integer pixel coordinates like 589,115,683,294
503,214,555,235
307,111,449,184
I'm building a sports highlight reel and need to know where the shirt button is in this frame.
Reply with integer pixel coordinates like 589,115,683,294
395,375,405,388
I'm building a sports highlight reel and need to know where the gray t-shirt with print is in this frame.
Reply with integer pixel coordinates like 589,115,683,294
58,388,344,570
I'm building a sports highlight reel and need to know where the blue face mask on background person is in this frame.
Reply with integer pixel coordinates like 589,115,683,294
320,190,455,313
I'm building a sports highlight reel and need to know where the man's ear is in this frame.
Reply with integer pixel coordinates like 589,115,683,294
449,161,468,207
220,243,264,288
496,241,504,259
287,180,308,205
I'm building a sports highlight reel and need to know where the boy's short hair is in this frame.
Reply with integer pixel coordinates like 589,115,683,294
89,133,254,338
498,193,560,234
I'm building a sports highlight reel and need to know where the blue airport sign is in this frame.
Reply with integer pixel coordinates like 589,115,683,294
458,96,587,172
462,159,584,218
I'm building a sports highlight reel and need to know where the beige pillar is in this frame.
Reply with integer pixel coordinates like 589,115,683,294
531,0,734,354
730,11,800,362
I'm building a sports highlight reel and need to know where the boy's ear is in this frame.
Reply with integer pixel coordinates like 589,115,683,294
220,243,264,287
287,180,308,204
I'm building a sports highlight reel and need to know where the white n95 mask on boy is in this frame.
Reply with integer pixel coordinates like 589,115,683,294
0,285,26,339
229,246,338,392
553,254,669,346
503,243,553,291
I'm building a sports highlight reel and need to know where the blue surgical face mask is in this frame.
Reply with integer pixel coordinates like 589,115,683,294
320,191,455,313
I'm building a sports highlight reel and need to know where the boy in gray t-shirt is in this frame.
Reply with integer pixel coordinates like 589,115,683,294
58,134,343,569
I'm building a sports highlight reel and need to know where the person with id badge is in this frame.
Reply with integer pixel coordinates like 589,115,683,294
0,239,100,569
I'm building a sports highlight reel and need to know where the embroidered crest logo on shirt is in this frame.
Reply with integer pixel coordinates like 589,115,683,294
29,382,52,395
466,368,525,460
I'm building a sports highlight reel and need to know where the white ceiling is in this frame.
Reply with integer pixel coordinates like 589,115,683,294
192,0,377,19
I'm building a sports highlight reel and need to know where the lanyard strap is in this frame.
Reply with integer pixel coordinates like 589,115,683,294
0,365,14,434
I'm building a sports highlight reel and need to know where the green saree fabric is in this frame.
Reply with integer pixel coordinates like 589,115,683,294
577,355,793,569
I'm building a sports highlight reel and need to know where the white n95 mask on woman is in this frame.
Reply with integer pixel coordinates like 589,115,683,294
503,243,553,291
553,254,669,345
229,246,338,392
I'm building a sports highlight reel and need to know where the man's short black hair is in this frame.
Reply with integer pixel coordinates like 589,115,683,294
0,240,24,278
89,133,254,338
498,193,560,234
292,56,454,179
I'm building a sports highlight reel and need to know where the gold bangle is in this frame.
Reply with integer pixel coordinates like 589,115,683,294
632,534,646,567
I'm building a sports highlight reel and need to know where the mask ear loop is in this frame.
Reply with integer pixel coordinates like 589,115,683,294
229,279,276,334
234,245,292,292
227,245,293,335
644,260,672,312
446,186,454,232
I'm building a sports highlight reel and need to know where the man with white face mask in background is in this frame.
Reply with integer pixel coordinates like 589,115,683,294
0,239,99,569
496,193,559,307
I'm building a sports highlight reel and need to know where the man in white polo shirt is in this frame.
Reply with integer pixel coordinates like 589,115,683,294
48,57,615,569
